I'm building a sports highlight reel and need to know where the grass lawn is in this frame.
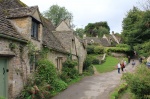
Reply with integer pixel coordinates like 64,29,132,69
94,55,120,73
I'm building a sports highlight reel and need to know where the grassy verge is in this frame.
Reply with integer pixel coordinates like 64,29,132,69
94,55,119,73
110,83,128,99
110,84,136,99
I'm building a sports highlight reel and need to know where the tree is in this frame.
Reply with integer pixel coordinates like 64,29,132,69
121,7,144,45
75,28,85,38
84,21,110,37
43,4,73,26
98,27,109,37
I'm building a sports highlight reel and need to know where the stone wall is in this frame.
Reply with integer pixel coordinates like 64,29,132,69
47,50,68,70
0,38,30,99
75,37,87,74
111,52,126,57
9,17,43,51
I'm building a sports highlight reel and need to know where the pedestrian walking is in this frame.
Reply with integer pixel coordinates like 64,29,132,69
117,62,121,74
120,60,125,72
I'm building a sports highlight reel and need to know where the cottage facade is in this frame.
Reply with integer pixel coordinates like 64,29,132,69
0,0,87,98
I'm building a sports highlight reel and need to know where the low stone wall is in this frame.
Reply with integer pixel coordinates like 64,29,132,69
111,52,126,57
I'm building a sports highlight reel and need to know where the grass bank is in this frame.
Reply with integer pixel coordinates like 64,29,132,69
94,55,119,73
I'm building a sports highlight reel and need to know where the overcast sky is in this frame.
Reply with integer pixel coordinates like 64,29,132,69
21,0,138,33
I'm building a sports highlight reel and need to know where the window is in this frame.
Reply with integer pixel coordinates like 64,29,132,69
56,57,63,71
31,19,39,39
29,54,37,73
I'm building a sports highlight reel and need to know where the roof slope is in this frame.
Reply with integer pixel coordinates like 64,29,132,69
85,37,101,44
0,0,27,41
6,6,38,19
42,18,67,53
100,38,111,47
53,31,74,53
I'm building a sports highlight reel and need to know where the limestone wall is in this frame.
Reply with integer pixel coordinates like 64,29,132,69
74,37,87,74
0,38,30,99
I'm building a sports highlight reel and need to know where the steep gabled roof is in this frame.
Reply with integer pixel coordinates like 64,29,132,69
100,38,111,47
42,17,67,53
53,31,74,53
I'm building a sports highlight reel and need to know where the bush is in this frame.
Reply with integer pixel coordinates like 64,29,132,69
83,56,94,75
17,59,67,99
92,58,100,64
87,45,95,54
94,46,104,54
60,60,79,83
122,65,150,98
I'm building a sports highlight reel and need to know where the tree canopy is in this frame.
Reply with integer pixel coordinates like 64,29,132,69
84,21,110,37
42,4,73,26
121,6,150,57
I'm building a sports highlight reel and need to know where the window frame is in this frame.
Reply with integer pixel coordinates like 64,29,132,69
31,18,39,40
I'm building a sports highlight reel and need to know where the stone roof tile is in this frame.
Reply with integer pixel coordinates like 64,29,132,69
6,6,38,19
42,17,67,53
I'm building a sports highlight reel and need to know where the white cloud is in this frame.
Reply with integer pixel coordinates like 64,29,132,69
21,0,138,33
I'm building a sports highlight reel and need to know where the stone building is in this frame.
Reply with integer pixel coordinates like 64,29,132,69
0,0,87,98
53,19,87,73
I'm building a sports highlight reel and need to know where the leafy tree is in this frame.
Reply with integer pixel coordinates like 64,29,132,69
121,7,144,45
98,27,109,37
75,28,85,38
43,4,73,26
84,21,110,37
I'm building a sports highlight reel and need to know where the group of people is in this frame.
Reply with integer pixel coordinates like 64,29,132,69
117,60,126,74
117,56,136,74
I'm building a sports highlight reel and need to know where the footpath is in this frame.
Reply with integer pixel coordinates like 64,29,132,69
52,60,140,99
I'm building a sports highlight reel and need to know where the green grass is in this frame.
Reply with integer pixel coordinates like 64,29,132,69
94,55,119,73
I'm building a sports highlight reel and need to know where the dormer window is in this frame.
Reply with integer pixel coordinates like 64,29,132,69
31,18,39,40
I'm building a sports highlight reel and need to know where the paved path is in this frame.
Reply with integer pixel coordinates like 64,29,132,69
52,60,139,99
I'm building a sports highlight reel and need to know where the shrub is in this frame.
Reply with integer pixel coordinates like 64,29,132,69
17,59,67,99
86,45,95,54
83,56,94,75
94,46,104,54
60,60,79,83
122,65,150,98
92,58,100,64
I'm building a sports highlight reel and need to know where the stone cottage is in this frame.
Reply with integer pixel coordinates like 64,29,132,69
0,0,87,98
53,19,87,73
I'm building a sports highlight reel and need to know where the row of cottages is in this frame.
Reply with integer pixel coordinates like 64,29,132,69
0,0,86,98
84,31,121,47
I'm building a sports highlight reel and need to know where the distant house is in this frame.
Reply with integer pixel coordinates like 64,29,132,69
84,31,121,47
0,0,87,98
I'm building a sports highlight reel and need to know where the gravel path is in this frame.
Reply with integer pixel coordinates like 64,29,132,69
52,60,139,99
